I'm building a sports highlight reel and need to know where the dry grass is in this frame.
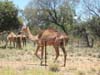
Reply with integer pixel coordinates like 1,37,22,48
0,42,99,75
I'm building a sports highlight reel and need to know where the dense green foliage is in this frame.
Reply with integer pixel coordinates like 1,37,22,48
0,1,21,31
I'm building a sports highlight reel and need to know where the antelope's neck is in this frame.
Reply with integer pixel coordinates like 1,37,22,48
26,29,37,41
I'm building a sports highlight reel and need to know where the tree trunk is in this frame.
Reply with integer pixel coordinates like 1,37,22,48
85,34,90,47
83,32,94,47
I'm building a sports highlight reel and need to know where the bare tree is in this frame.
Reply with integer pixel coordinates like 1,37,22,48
24,0,77,34
82,0,100,17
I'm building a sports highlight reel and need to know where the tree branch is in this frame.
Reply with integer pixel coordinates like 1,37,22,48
83,0,100,17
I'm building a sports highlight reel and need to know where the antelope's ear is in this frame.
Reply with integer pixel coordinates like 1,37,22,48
21,25,27,31
21,25,27,30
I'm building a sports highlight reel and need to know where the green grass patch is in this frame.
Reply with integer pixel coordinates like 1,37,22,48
0,67,16,75
0,67,60,75
21,69,59,75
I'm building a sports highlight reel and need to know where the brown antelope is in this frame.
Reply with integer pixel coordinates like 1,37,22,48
21,26,69,66
22,34,27,47
5,31,16,48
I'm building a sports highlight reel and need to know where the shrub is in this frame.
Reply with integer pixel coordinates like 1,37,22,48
49,63,60,72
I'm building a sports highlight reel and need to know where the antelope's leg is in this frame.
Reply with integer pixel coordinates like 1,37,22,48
44,41,47,66
40,46,44,66
34,45,41,60
60,45,67,67
53,46,59,63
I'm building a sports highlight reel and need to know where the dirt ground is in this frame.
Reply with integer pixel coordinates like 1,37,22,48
0,43,100,75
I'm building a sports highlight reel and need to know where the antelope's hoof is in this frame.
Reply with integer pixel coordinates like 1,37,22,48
40,62,43,66
40,63,48,66
61,64,66,67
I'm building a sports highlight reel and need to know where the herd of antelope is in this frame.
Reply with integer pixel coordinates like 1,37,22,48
0,31,27,48
0,25,69,67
